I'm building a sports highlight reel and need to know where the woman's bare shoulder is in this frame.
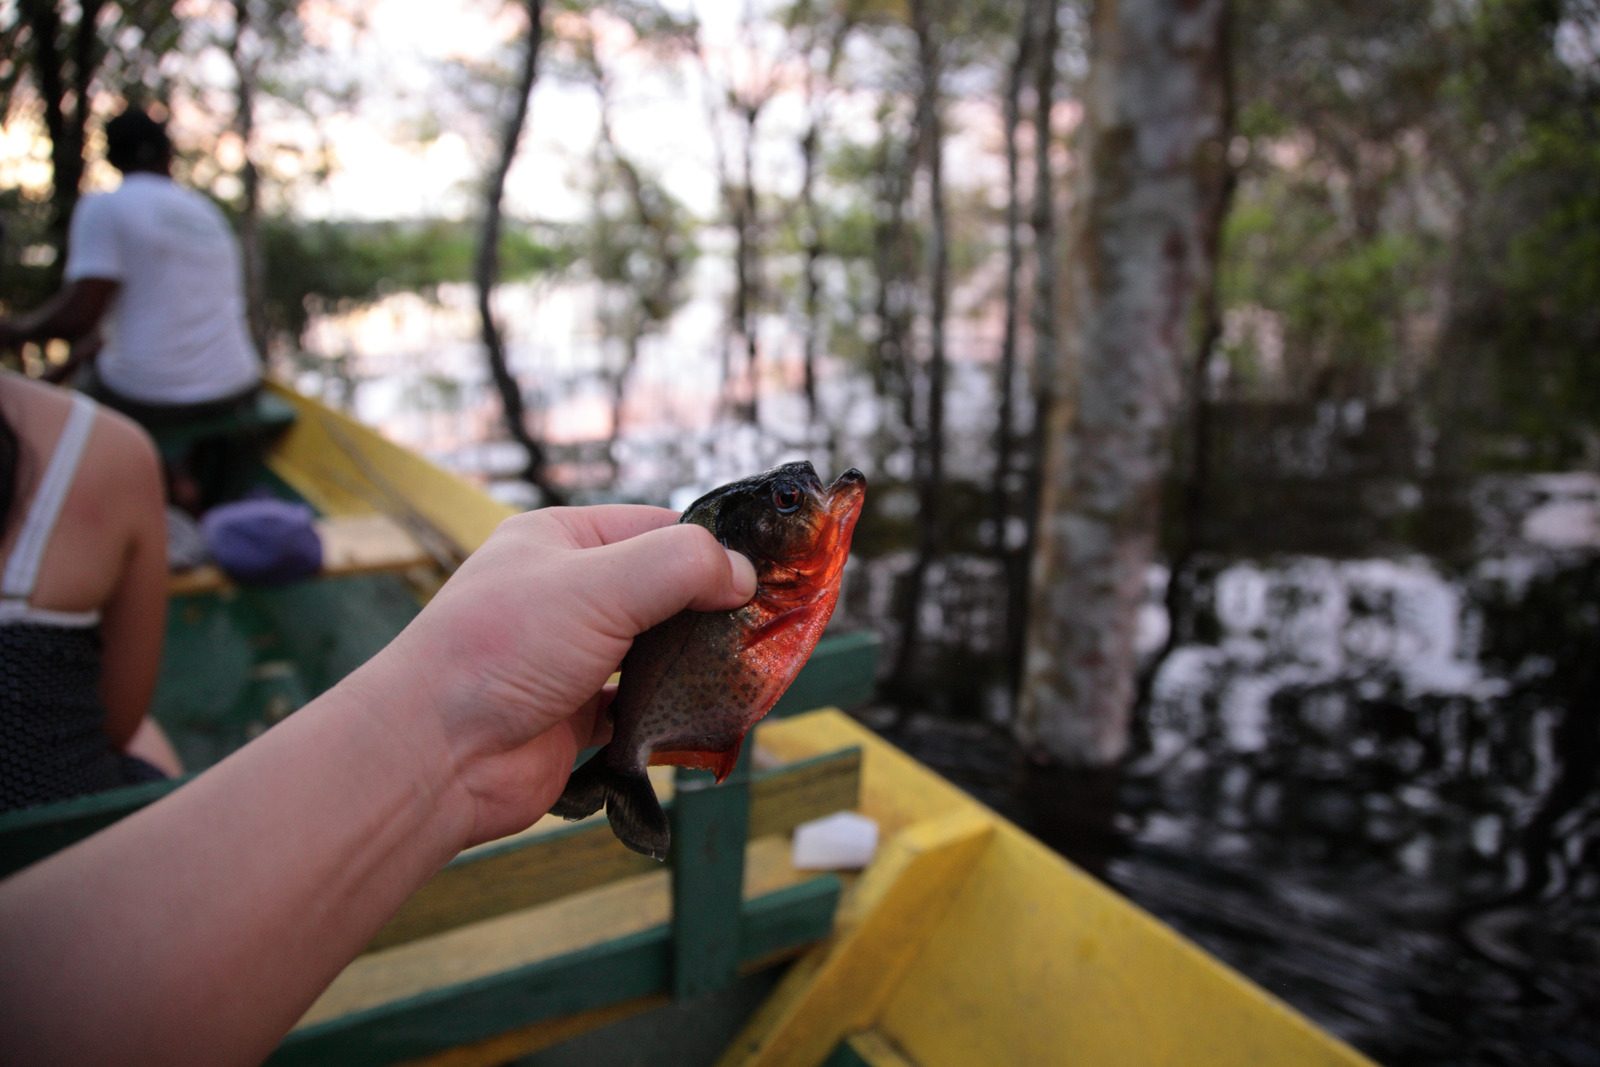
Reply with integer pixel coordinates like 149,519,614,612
0,371,71,427
0,376,159,502
83,405,161,494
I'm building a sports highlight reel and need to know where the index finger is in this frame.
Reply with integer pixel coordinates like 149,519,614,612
530,505,683,550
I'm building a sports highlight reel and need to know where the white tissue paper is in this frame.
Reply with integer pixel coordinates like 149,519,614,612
791,811,879,870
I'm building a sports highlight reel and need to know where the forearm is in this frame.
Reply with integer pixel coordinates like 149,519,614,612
0,279,116,348
0,658,471,1066
3,293,81,344
0,506,755,1064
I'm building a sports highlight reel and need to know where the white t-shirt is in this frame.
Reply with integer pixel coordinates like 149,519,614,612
64,173,261,405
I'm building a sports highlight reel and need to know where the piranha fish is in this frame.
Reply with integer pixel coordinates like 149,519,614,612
552,462,866,859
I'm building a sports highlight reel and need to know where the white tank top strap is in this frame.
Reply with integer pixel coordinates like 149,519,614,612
2,392,99,605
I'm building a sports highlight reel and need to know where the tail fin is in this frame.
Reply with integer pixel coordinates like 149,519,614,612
605,771,671,861
551,754,610,820
551,753,671,861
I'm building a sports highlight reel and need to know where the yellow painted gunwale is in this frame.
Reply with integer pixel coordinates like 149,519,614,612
262,380,513,552
730,711,1375,1067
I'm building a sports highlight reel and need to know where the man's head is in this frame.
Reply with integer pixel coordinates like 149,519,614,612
104,108,171,174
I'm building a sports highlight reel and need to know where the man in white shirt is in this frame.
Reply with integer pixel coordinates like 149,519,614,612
0,107,262,425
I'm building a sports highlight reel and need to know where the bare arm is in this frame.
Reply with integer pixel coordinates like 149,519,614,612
0,278,119,349
95,417,169,748
0,507,756,1066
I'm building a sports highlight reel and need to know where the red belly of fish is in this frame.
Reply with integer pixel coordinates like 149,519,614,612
624,581,842,781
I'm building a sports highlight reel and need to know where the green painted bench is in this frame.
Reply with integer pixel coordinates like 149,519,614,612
0,631,882,1064
146,391,299,507
273,745,864,1065
146,390,299,463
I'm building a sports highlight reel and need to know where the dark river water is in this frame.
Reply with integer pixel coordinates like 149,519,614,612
457,370,1596,1063
848,471,1600,1066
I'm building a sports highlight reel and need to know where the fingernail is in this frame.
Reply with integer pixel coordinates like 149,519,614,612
725,549,757,600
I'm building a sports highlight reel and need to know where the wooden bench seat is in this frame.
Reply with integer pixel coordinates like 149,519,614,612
270,744,863,1065
169,513,433,599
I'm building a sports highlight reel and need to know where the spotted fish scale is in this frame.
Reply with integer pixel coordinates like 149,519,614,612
551,462,866,859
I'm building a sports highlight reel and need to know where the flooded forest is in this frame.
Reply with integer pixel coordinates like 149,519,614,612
5,0,1599,1063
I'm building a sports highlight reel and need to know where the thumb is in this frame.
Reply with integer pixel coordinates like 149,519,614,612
586,523,757,633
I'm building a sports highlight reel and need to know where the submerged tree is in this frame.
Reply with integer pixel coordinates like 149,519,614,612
558,5,694,478
1000,0,1064,711
222,0,317,357
783,0,860,426
884,0,952,700
476,0,565,504
1020,0,1233,765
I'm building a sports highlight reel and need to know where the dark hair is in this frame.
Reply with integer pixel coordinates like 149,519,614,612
104,108,171,173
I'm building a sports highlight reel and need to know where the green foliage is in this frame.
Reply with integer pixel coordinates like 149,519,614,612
259,218,572,346
1428,0,1600,461
1449,100,1600,461
1221,177,1428,391
1223,0,1600,460
0,188,57,314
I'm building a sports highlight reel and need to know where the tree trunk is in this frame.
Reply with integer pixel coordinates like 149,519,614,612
229,0,269,358
690,32,738,428
993,0,1035,708
1136,4,1238,712
867,106,918,478
1018,0,1232,766
21,0,102,283
587,46,680,481
606,321,642,479
1007,0,1061,707
870,115,917,428
797,10,855,428
887,0,949,698
475,0,564,505
733,103,762,424
798,118,823,423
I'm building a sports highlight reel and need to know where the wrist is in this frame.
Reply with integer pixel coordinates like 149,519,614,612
320,653,478,864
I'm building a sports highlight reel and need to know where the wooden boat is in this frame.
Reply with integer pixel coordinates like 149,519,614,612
0,384,1372,1066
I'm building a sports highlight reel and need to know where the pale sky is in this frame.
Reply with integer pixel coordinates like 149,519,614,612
2,0,1020,233
260,0,793,225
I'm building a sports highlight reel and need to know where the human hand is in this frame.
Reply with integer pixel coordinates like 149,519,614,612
362,506,757,848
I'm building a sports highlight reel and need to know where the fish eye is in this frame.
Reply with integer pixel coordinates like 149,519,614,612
772,484,801,514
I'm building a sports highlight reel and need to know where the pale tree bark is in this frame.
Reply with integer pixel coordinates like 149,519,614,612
476,0,565,504
1019,0,1232,765
1137,4,1237,710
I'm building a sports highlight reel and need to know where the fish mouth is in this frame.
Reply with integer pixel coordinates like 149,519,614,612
819,468,866,559
823,468,867,524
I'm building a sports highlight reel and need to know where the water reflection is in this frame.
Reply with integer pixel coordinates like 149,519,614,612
876,524,1600,1066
